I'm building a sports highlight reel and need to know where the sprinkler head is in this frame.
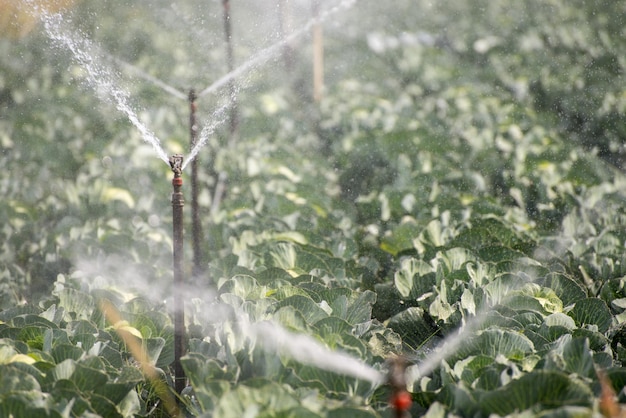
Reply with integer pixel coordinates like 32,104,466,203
169,154,184,176
386,356,412,417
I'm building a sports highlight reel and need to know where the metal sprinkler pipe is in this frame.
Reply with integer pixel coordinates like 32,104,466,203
169,154,186,396
387,356,413,418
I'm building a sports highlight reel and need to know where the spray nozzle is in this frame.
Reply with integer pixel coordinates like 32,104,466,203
386,356,412,417
169,154,184,176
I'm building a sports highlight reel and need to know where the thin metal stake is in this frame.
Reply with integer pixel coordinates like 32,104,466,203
189,90,204,276
169,154,186,397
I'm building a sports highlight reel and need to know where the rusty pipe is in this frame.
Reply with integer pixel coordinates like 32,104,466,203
169,154,186,397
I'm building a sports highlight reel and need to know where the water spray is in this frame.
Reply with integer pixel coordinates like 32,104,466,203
169,154,186,396
40,11,170,164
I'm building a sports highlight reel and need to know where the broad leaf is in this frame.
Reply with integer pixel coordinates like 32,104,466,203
387,307,440,350
0,364,41,394
394,257,435,299
569,298,612,333
451,328,535,362
478,370,592,415
274,295,329,325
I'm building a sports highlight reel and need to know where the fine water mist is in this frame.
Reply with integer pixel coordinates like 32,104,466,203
247,320,385,385
73,251,384,386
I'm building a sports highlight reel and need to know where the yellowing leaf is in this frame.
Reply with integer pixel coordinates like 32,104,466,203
113,320,143,339
9,354,36,365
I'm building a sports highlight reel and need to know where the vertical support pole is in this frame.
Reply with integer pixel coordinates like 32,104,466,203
189,90,203,277
312,0,324,102
311,0,328,156
169,154,186,397
223,0,238,136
